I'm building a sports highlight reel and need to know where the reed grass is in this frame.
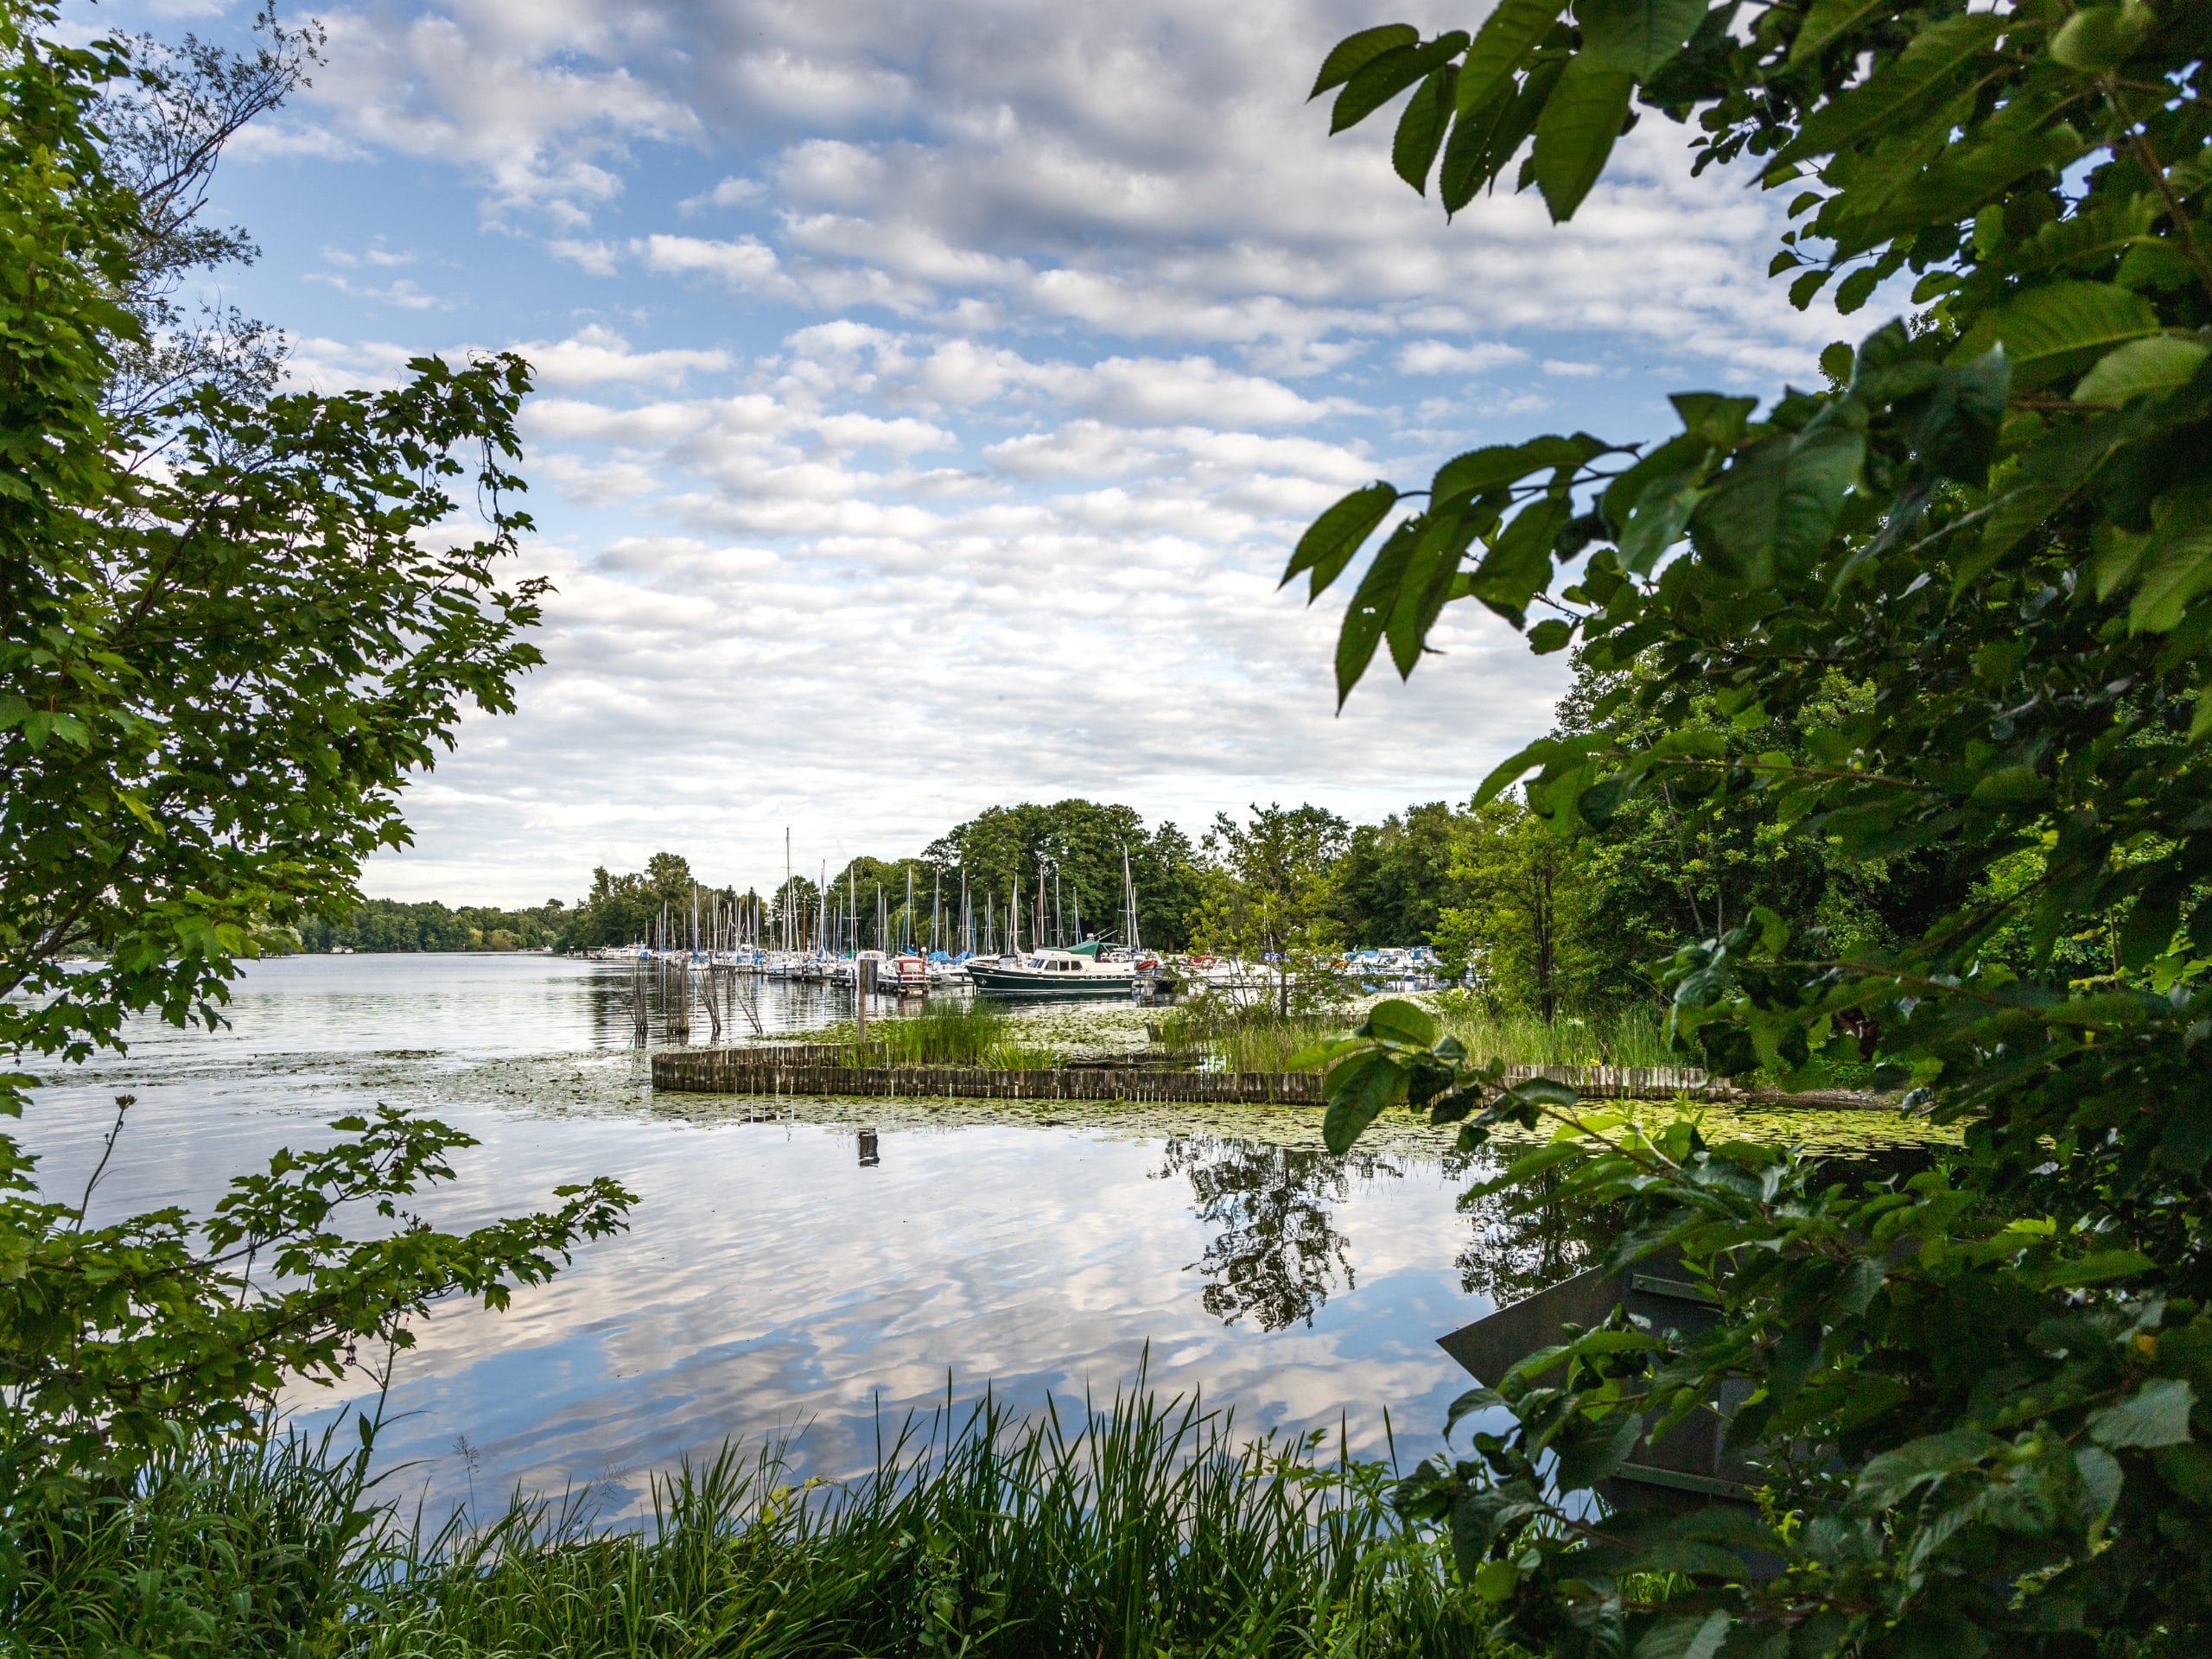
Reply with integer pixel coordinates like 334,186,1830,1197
1149,1005,1340,1074
9,1388,1489,1658
1152,996,1679,1074
1429,995,1676,1071
798,1000,1061,1069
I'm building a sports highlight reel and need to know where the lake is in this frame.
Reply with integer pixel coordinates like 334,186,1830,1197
22,953,1578,1522
23,955,1951,1522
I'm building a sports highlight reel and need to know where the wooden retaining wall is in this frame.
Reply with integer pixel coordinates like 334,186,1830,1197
649,1048,1728,1105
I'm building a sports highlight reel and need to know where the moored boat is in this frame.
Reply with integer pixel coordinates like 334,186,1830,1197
966,941,1141,998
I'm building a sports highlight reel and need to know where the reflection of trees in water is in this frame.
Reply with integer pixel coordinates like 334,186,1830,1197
1156,1136,1401,1332
1452,1160,1606,1308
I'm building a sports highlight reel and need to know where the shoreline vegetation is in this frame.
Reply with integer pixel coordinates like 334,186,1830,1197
743,994,1894,1103
14,1386,1492,1659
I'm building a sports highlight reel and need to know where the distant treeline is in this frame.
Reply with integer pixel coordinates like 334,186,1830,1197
316,650,1962,1022
298,899,568,955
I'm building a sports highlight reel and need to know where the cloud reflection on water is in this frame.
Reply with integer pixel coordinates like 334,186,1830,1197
23,957,1555,1522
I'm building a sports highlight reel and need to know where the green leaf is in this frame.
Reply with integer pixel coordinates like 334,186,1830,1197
1554,1408,1643,1491
2074,335,2209,407
1336,519,1419,704
1777,13,2007,168
1508,1076,1581,1108
1669,391,1758,448
1389,499,1481,676
1333,34,1469,134
1773,399,1866,569
1471,1558,1521,1602
1312,23,1420,97
1618,478,1700,574
2076,1445,2124,1527
1857,1427,2001,1508
1284,482,1399,598
2010,194,2163,280
1532,57,1632,223
1434,437,1590,504
1439,80,1515,213
1392,65,1459,193
1324,1050,1407,1152
2089,1377,2196,1450
1634,1610,1731,1659
1789,0,1882,68
1578,0,1709,79
1363,997,1439,1046
2050,3,2155,73
1961,280,2161,387
2128,509,2212,635
2042,1249,2154,1288
1469,495,1572,620
1458,0,1563,118
1601,429,1706,528
1444,1384,1505,1433
1905,349,2010,484
1834,264,1882,314
1529,616,1575,653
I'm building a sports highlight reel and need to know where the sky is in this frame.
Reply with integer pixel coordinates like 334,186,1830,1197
96,0,1848,906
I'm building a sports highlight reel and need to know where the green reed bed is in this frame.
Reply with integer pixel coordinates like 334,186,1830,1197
1149,1005,1341,1074
1152,995,1678,1075
10,1389,1486,1659
1427,995,1676,1071
798,1000,1060,1069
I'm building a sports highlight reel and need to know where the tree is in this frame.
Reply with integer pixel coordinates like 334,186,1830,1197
925,799,1202,950
1195,804,1351,1014
0,3,630,1502
1334,799,1464,947
1298,3,2212,1652
1432,797,1585,1019
1553,654,1954,1013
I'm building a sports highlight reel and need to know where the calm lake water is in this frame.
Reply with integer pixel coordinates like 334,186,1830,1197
22,955,1584,1519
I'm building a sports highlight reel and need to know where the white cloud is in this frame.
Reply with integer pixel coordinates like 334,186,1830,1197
548,238,622,276
305,271,446,309
635,232,801,298
1395,340,1529,376
228,0,1862,899
679,175,766,213
520,324,732,387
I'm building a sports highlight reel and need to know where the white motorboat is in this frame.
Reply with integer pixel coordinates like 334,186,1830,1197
966,941,1141,998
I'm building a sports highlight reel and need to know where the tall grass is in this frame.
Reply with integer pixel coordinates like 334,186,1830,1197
6,1421,409,1658
800,1000,1060,1068
1150,1005,1339,1073
1153,996,1679,1073
9,1389,1487,1658
1430,995,1677,1070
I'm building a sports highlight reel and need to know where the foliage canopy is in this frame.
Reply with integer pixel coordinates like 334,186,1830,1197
0,0,632,1511
1300,2,2212,1652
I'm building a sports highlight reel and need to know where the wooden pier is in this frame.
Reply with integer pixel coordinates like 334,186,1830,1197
647,1047,1777,1106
